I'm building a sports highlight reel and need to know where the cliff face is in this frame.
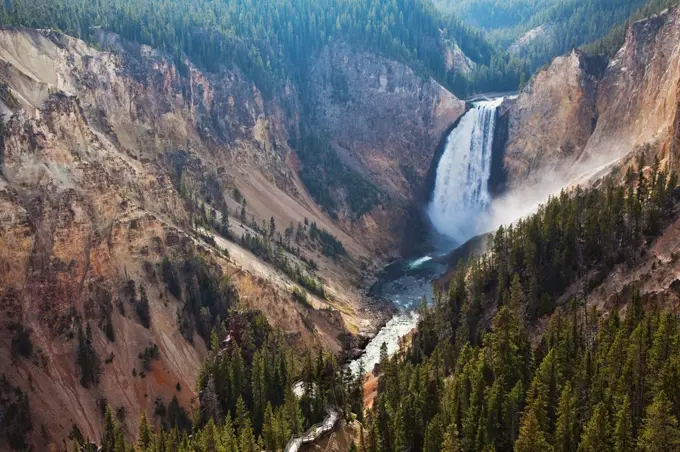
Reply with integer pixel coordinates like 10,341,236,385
0,29,463,448
310,42,464,202
308,42,465,251
579,7,680,171
493,8,680,336
502,7,680,190
500,50,601,188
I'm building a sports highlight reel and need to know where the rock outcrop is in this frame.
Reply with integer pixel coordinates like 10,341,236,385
500,7,680,190
579,7,680,171
308,41,465,250
508,23,557,58
500,50,601,188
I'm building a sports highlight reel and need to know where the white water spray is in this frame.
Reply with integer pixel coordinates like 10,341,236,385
428,98,503,243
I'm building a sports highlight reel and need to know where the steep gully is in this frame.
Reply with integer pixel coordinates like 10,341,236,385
349,97,506,374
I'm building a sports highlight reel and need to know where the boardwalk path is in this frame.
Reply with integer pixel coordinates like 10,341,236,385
283,409,339,452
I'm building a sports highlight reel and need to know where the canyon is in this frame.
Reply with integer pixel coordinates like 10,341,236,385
0,3,680,450
0,25,464,448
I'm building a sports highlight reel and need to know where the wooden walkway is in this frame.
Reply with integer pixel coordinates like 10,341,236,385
283,409,339,452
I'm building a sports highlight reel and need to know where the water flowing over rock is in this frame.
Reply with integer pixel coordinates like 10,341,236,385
428,98,503,243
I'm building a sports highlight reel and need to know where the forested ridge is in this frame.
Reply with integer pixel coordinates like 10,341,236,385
438,0,680,78
0,0,521,97
581,0,680,58
1,0,676,99
361,158,680,451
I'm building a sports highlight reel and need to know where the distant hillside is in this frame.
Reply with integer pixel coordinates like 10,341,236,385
438,0,648,71
0,0,519,96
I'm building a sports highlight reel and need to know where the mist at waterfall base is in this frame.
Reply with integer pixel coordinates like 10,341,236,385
348,98,505,375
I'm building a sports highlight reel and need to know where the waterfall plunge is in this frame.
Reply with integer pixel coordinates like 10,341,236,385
428,98,503,243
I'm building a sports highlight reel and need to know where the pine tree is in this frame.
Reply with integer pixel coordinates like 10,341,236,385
638,391,680,452
114,427,126,452
236,397,257,452
202,418,218,452
577,403,610,452
503,380,524,446
369,418,383,452
359,423,368,452
102,407,117,452
554,383,576,452
251,349,266,432
423,414,444,452
515,408,553,452
137,411,153,452
136,285,151,328
262,402,276,451
221,412,237,452
509,274,524,310
613,396,634,452
199,375,221,424
441,424,461,452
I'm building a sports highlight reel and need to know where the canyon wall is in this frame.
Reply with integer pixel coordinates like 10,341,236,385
0,29,463,448
500,7,680,190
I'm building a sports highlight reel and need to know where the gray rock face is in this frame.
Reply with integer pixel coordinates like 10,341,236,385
309,42,465,202
508,23,557,58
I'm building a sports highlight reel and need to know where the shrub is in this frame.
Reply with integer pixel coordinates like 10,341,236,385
136,285,151,328
161,258,182,299
11,326,32,358
76,322,101,388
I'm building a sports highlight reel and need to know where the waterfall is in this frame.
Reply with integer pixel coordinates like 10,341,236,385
428,98,503,243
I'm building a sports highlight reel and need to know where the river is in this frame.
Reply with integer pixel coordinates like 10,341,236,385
348,254,446,374
349,96,504,375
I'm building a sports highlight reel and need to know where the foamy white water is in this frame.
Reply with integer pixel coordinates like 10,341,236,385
408,255,432,269
349,311,419,375
428,98,503,243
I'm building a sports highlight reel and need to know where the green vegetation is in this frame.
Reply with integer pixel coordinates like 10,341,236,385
76,320,101,389
291,287,311,308
136,285,151,329
293,132,382,219
368,291,680,451
0,0,518,98
309,222,346,258
440,0,660,75
160,253,240,344
139,344,161,373
359,159,679,451
241,230,326,298
0,375,32,450
10,324,32,359
89,310,363,452
161,258,182,300
581,0,680,58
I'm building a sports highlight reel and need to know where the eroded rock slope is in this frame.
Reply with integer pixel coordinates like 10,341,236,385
0,28,464,448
